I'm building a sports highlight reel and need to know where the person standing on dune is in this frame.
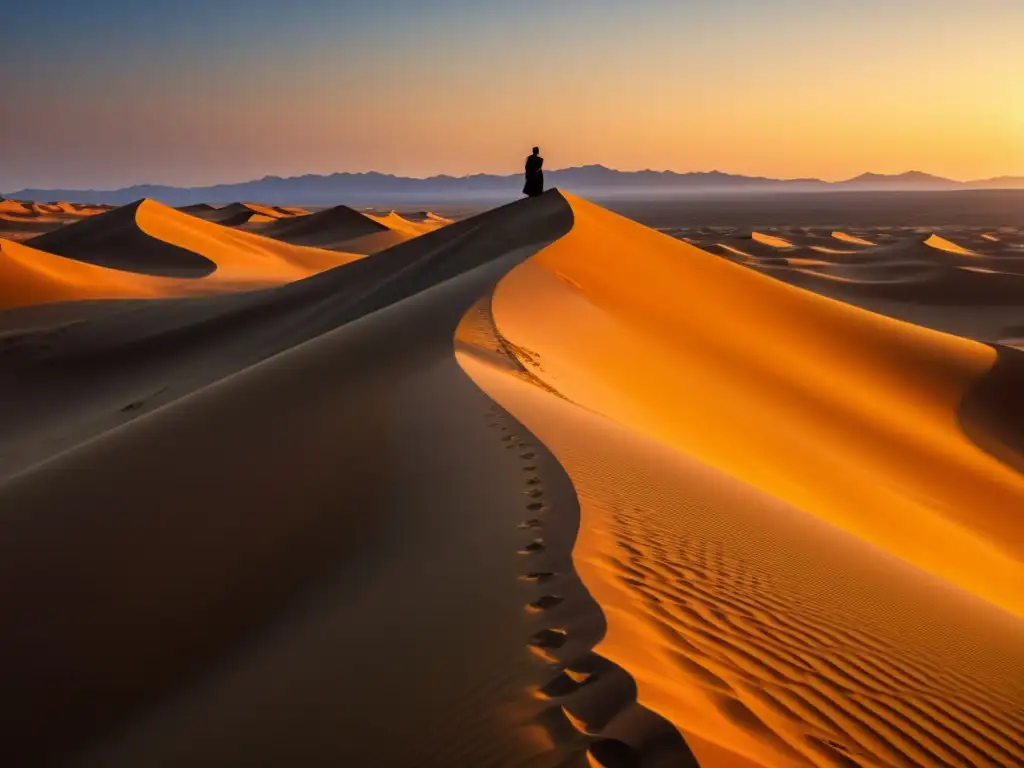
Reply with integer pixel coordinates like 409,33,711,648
523,147,544,198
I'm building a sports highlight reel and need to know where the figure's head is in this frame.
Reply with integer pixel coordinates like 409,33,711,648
532,146,540,155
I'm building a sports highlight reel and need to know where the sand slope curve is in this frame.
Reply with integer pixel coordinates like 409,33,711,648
459,192,1024,767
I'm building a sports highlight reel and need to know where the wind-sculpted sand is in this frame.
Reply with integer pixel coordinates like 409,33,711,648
459,193,1024,766
0,190,1020,767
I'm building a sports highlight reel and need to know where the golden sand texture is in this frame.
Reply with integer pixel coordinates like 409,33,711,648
487,194,1021,613
459,192,1024,767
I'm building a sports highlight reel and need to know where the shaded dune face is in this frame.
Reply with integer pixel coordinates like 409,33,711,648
30,200,218,277
460,192,1024,767
0,194,655,767
258,207,447,254
262,204,389,244
203,202,295,226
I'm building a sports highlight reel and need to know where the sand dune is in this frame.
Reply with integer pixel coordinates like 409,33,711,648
261,204,415,253
205,202,297,226
0,190,1020,767
832,231,876,246
366,210,446,237
0,238,176,308
0,198,109,242
27,198,358,285
925,233,980,256
458,192,1024,766
0,194,694,767
177,202,219,215
751,232,794,249
0,199,33,216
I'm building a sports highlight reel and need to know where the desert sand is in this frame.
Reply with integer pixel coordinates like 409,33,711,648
0,190,1020,767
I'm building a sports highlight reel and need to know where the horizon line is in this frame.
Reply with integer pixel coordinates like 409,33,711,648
7,165,1024,196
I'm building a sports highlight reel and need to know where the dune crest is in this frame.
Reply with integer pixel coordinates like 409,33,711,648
261,204,413,253
458,191,1024,767
484,193,1023,612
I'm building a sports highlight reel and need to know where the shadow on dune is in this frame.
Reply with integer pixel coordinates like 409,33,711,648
29,200,217,278
959,343,1024,476
0,191,595,765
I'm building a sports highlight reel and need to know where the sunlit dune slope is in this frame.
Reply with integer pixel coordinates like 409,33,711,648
0,200,32,216
831,231,876,246
0,239,173,308
367,210,444,237
486,193,1023,614
402,211,455,226
925,233,980,256
751,232,793,249
458,192,1024,767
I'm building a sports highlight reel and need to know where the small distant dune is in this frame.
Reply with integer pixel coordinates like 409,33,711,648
751,231,793,249
365,211,442,237
0,200,32,216
17,198,358,300
177,203,219,216
206,202,295,226
831,231,876,246
925,233,980,256
401,211,454,226
260,206,450,254
261,205,404,253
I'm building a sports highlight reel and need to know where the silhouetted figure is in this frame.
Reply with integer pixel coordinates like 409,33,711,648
523,147,544,198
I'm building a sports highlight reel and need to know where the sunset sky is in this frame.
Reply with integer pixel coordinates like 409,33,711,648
4,0,1022,190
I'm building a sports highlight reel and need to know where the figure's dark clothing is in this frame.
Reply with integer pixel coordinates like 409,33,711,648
523,154,544,197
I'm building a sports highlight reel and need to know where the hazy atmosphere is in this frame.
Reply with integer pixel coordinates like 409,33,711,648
4,0,1023,190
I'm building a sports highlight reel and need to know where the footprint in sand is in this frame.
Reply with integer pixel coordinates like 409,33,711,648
526,501,545,512
520,571,556,582
524,476,542,486
522,465,538,472
536,672,583,699
528,595,564,611
530,627,568,649
518,518,543,529
519,539,546,554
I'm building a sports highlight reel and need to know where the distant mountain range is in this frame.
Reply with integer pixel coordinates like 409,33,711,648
6,167,1024,205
